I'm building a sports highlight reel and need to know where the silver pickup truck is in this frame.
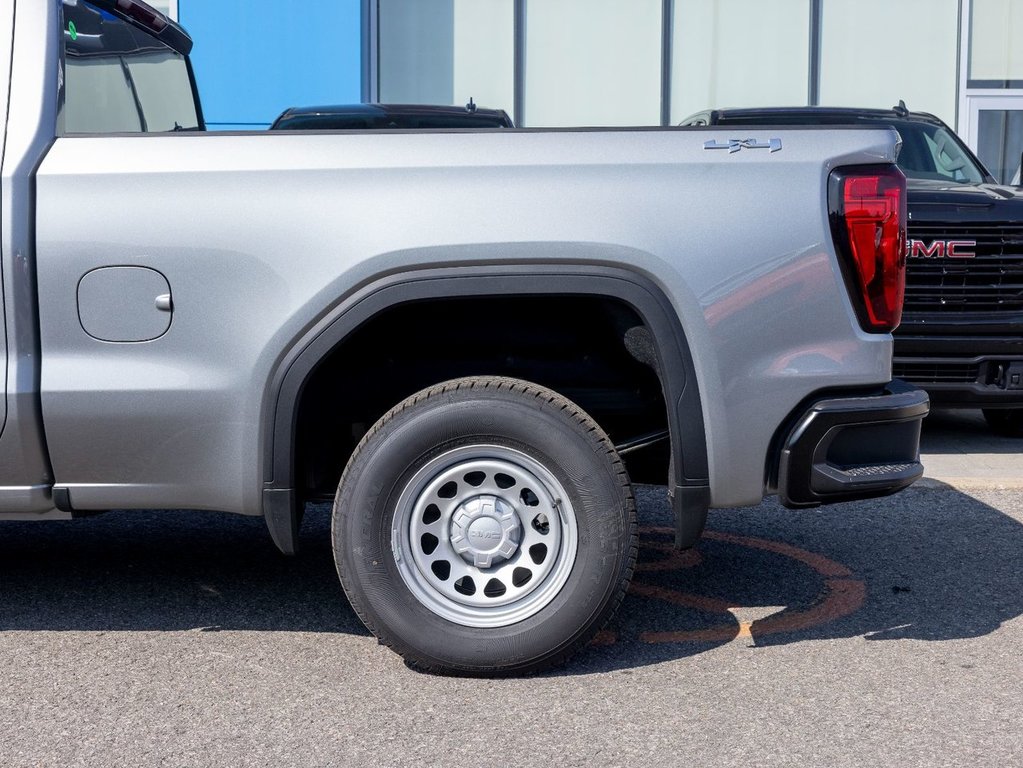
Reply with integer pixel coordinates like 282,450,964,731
1,0,928,675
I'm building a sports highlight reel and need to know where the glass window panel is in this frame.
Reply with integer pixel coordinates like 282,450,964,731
976,109,1023,184
379,0,454,104
970,0,1023,84
671,0,810,123
820,0,958,126
524,0,661,127
126,53,201,131
62,0,200,134
379,0,514,115
898,122,986,183
65,57,143,133
453,0,514,114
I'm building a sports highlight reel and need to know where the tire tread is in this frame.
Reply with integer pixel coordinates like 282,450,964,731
332,376,637,676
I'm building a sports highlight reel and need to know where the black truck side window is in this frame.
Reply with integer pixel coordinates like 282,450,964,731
60,0,200,134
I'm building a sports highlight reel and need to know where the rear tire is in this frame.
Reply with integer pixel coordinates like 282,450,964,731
332,376,636,676
982,408,1023,437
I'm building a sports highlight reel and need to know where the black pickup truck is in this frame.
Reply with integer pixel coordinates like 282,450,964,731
269,102,514,131
683,105,1023,436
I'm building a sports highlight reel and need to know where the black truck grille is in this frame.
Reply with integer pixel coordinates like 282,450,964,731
892,360,981,384
905,223,1023,314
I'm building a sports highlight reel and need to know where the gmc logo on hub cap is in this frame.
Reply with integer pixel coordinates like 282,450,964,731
908,239,977,259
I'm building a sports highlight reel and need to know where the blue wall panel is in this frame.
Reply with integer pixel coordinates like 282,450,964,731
179,0,362,129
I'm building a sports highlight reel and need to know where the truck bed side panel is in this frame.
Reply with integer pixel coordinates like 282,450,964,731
34,128,897,512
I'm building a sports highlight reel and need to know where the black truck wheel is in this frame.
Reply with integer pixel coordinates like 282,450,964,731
332,377,636,676
982,408,1023,438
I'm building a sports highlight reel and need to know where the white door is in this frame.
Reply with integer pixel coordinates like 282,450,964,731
964,95,1023,184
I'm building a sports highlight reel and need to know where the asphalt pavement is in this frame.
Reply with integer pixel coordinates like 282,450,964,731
0,410,1020,767
919,408,1023,488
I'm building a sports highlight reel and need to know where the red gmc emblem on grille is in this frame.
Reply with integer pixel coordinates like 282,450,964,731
907,239,977,258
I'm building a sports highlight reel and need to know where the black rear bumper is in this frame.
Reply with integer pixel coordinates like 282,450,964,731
776,380,929,508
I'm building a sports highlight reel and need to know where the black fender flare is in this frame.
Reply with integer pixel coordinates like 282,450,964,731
261,263,710,553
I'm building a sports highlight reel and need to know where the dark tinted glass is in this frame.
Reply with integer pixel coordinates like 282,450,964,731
896,121,986,183
61,0,200,134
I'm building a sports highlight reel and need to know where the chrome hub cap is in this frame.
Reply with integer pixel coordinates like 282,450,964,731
391,445,578,628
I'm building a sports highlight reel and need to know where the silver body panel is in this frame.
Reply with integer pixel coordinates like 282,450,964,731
3,1,899,514
34,128,895,512
0,0,59,514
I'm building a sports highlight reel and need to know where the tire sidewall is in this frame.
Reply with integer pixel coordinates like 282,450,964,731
335,383,632,673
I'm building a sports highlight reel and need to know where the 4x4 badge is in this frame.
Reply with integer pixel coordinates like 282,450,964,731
704,138,783,153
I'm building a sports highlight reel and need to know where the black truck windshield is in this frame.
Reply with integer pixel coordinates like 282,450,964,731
891,121,987,184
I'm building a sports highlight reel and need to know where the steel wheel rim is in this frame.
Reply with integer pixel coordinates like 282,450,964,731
391,444,578,628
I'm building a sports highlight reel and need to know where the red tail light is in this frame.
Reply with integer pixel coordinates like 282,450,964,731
829,166,908,333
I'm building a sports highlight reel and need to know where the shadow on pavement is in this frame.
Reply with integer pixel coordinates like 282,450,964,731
1,484,1021,677
574,483,1023,673
920,408,1023,455
0,504,366,636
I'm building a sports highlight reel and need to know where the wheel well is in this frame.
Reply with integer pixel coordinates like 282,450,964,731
292,295,669,502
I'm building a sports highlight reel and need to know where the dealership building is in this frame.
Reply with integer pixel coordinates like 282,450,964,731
153,0,1023,183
